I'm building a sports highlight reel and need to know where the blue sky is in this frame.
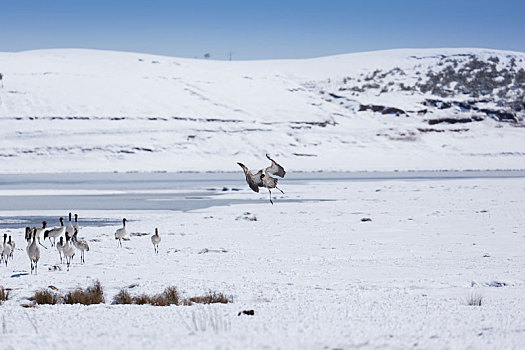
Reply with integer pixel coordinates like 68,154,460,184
1,0,524,60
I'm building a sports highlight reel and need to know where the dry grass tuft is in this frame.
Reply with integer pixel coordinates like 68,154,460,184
162,286,180,305
467,294,483,306
132,294,152,305
0,286,10,303
149,294,169,306
27,281,231,308
133,286,180,306
112,289,133,305
189,291,232,305
64,280,105,305
113,286,181,306
29,289,62,305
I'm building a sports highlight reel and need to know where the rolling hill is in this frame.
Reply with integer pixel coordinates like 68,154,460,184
0,48,524,173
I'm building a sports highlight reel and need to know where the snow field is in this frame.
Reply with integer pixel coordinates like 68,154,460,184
0,178,524,348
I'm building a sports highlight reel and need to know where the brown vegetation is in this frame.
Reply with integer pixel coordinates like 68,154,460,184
64,280,105,305
0,286,10,303
112,286,231,306
113,286,180,306
112,289,133,304
29,289,62,305
189,291,232,305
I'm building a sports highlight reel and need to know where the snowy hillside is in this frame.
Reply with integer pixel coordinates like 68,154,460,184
0,48,524,173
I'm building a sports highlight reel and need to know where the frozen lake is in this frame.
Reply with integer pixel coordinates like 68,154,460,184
0,170,524,219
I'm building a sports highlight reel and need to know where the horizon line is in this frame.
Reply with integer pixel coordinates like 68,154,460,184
2,46,525,61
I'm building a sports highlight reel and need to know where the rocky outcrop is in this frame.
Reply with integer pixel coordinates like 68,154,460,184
359,104,406,116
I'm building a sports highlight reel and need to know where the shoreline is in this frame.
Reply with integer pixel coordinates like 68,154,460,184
1,169,525,185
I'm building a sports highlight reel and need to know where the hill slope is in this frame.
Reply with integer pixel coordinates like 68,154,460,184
0,48,524,173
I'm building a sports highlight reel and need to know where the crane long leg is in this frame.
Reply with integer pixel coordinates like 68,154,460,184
275,186,285,194
268,189,273,205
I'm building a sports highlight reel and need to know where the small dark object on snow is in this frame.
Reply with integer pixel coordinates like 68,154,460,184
238,309,255,316
361,217,372,222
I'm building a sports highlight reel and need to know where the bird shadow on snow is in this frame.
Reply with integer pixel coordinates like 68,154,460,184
11,271,29,278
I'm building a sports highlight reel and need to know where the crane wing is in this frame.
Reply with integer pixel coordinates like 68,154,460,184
265,154,286,177
238,162,263,193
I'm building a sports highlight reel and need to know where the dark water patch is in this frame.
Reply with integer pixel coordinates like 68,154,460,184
0,193,328,214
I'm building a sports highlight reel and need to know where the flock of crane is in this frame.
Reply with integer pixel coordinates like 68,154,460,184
7,213,162,275
2,154,285,275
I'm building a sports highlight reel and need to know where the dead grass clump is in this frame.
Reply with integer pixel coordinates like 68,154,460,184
163,286,180,305
29,289,62,305
112,289,133,305
149,294,169,306
467,294,483,306
132,294,152,305
134,286,180,306
64,283,229,307
189,291,232,305
64,280,105,305
0,286,10,303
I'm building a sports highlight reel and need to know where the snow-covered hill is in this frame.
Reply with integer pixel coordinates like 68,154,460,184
0,48,524,173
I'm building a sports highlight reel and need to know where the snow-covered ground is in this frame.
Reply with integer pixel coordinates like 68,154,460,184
1,48,524,173
1,176,524,349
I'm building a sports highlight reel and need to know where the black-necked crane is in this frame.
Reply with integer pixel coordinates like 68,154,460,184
74,213,80,232
66,212,75,238
33,221,48,249
56,236,65,264
7,235,14,260
2,233,11,266
115,218,127,248
63,235,75,271
44,217,64,247
237,154,286,204
151,228,161,254
26,228,40,274
72,228,89,263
